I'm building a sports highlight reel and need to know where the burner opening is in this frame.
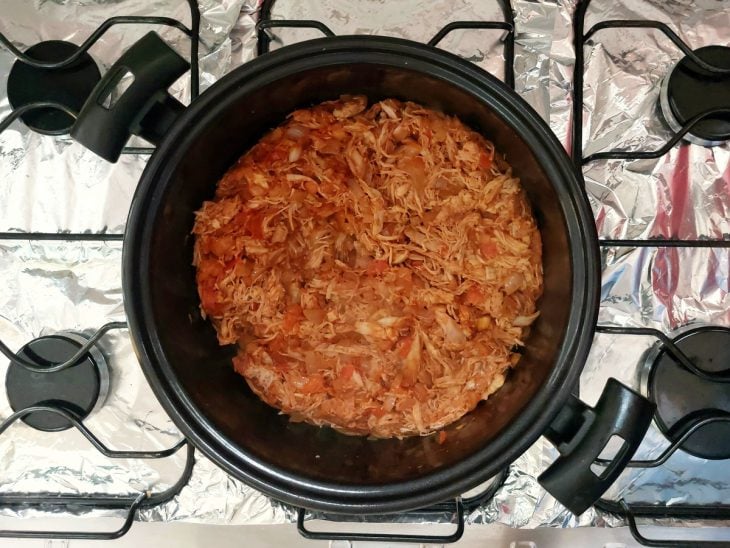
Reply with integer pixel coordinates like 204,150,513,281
644,326,730,460
5,333,110,432
7,41,102,136
659,45,730,147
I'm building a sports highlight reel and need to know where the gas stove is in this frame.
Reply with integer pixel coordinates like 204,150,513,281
0,0,728,546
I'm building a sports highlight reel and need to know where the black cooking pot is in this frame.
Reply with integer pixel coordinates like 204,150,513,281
71,32,654,516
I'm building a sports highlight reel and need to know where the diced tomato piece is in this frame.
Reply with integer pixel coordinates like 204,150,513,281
271,352,289,369
366,259,389,276
479,151,494,170
303,307,327,324
340,363,356,381
268,336,286,354
244,210,266,239
479,236,499,259
300,375,326,394
395,336,413,359
199,283,223,316
413,383,429,402
394,268,413,293
369,407,386,418
282,304,304,331
438,431,448,445
304,180,318,194
314,204,338,218
463,286,484,306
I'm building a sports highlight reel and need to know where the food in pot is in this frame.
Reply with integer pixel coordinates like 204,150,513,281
193,96,543,438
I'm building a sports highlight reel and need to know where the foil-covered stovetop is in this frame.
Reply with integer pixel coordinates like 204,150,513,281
0,0,728,532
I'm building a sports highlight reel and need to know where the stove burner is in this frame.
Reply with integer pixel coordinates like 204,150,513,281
659,45,730,147
5,333,110,432
7,41,101,135
643,326,730,460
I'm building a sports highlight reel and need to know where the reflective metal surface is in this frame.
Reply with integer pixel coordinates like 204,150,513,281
0,0,728,531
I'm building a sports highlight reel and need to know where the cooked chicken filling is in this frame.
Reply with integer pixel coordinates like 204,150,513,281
193,96,543,438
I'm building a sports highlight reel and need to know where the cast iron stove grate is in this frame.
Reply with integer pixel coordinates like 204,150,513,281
574,0,730,546
0,0,202,539
250,0,518,542
0,1,200,154
0,0,516,543
0,321,194,540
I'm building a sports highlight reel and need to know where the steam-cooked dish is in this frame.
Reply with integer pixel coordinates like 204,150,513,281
193,96,543,438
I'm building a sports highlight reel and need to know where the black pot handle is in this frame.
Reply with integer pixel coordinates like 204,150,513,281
538,378,655,515
70,32,189,163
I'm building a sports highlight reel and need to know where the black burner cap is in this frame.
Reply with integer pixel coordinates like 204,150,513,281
647,326,730,460
5,334,109,432
7,41,101,135
661,45,730,146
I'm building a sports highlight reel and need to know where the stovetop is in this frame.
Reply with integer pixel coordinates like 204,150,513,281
0,0,728,544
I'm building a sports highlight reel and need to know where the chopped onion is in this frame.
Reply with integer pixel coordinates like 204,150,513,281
288,146,301,163
504,273,524,295
435,309,467,344
286,125,307,139
513,311,540,326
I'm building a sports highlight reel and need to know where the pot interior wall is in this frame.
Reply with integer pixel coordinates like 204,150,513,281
145,63,572,485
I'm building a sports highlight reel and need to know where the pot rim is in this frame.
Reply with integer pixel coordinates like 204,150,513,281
123,35,600,513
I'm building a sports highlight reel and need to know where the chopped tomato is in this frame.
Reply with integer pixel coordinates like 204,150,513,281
282,304,304,331
199,283,223,316
479,151,494,170
303,307,327,324
366,259,389,276
197,256,224,279
207,235,235,258
394,268,413,293
395,336,414,359
479,236,499,259
304,180,318,194
271,352,289,369
268,336,286,354
243,210,266,239
314,204,338,218
463,286,484,306
369,407,385,418
437,431,448,445
340,363,356,381
413,383,429,402
300,375,326,394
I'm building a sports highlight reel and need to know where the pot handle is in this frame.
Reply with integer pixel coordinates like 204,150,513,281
70,32,189,163
538,378,654,515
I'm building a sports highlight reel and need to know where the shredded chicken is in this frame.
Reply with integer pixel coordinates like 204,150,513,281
193,96,543,438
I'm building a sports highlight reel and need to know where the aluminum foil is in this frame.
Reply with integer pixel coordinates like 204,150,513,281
0,0,728,535
0,0,276,526
582,0,730,240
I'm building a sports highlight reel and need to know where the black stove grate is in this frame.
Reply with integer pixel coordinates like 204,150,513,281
0,0,516,542
249,1,518,543
0,320,194,539
256,0,517,89
3,0,727,543
295,467,509,544
0,1,202,539
0,2,200,156
574,1,730,545
0,1,202,242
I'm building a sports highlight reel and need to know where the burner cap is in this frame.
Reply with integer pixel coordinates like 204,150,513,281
659,45,730,147
7,41,101,136
644,326,730,460
5,333,110,432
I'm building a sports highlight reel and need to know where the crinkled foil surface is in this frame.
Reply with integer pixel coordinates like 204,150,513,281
0,0,728,532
